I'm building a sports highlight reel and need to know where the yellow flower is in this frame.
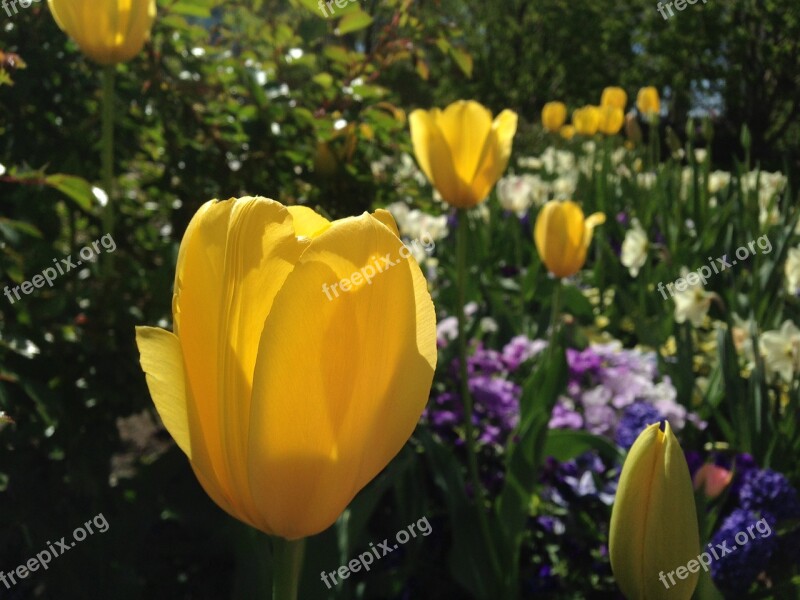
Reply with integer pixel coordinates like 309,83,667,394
135,197,437,540
637,86,661,117
601,86,627,110
597,105,625,135
410,100,518,209
534,200,605,278
609,423,700,600
48,0,156,66
541,101,567,132
572,106,601,136
559,125,576,140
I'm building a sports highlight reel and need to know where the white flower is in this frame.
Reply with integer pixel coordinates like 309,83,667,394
637,172,656,190
497,175,533,216
673,268,714,327
552,175,577,199
621,219,648,277
694,148,707,163
785,247,800,295
517,156,543,170
707,170,731,194
760,320,800,383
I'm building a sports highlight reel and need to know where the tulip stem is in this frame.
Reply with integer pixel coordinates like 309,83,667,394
455,209,502,579
101,65,115,272
272,537,305,600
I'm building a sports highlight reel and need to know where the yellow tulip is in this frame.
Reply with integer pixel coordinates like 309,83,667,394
541,101,567,132
559,125,576,140
597,105,625,135
410,100,518,209
601,86,627,110
48,0,156,65
534,200,605,278
135,197,437,540
572,106,601,136
637,86,661,117
609,423,700,600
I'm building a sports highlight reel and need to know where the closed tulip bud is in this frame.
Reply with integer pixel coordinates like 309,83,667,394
541,101,567,132
597,105,625,135
572,106,601,136
534,200,605,278
410,100,518,209
48,0,157,66
610,423,701,600
601,86,627,110
559,125,576,140
693,464,733,499
636,86,661,117
135,197,437,540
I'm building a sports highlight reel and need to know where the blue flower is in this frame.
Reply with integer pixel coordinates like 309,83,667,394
710,509,778,593
738,468,800,521
614,402,664,449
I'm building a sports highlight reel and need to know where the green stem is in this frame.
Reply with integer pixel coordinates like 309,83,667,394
548,278,563,353
455,209,502,579
101,65,115,239
272,537,305,600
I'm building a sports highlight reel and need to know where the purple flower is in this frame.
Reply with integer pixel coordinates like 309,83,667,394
502,335,547,371
710,509,778,593
614,402,665,449
738,468,800,521
549,401,583,429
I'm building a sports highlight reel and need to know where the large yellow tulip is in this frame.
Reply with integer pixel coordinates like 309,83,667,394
609,423,700,600
571,106,601,136
48,0,156,65
541,101,567,132
601,86,627,111
597,105,625,135
135,197,437,540
410,100,518,209
637,86,661,117
534,200,605,278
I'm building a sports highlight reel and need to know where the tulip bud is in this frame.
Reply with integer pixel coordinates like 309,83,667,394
409,100,518,209
597,106,624,135
572,106,601,136
559,125,576,140
534,200,605,278
600,86,627,111
48,0,157,66
610,423,701,600
693,464,733,500
636,86,661,119
541,101,567,132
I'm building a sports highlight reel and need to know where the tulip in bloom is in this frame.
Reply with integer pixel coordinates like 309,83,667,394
541,101,567,132
410,100,518,209
637,86,661,117
571,106,601,136
597,105,625,135
48,0,157,65
601,86,627,110
534,200,605,278
610,423,700,600
135,197,437,540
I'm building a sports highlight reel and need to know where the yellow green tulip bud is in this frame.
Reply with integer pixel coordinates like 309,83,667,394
541,101,568,132
135,197,437,540
48,0,156,66
636,86,661,117
609,423,701,600
601,86,628,111
534,200,605,278
409,100,518,209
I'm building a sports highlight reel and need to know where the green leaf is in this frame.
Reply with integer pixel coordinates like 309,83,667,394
337,8,373,35
542,429,624,464
44,174,97,211
449,47,473,78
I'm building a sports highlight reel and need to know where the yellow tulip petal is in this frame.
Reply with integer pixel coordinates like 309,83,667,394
287,205,331,239
247,212,437,539
410,108,470,207
173,196,309,529
471,109,519,203
610,423,700,600
437,100,494,184
134,326,191,458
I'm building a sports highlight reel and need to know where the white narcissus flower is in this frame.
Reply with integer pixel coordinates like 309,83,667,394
673,268,715,327
760,321,800,383
621,219,648,277
785,247,800,295
707,170,731,194
496,175,533,216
